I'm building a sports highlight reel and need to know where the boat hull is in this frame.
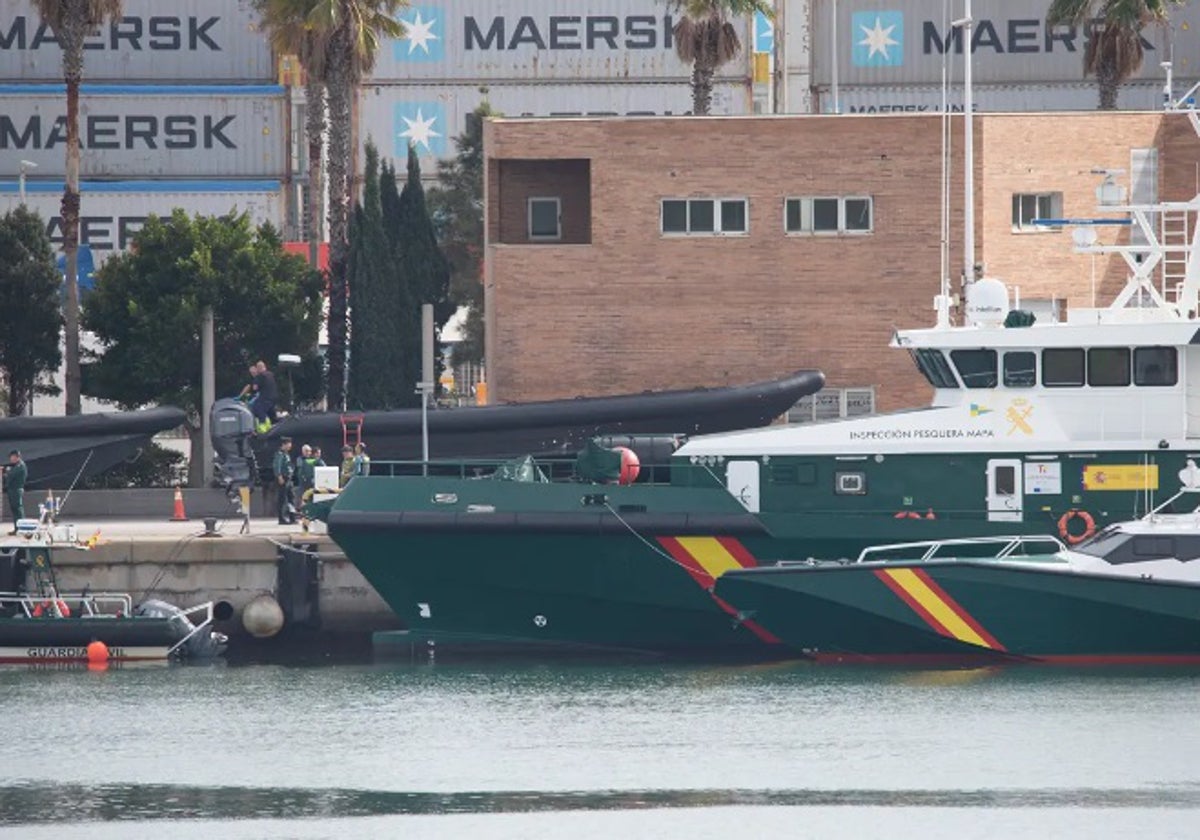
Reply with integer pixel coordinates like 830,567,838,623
713,561,1200,664
328,479,786,658
0,616,180,662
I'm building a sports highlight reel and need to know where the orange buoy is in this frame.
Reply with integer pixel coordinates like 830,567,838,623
86,640,109,664
615,447,640,485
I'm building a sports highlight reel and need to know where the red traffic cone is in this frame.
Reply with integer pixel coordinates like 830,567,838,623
170,486,188,522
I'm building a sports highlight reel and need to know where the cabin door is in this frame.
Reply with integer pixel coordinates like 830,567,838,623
726,460,761,513
986,459,1023,522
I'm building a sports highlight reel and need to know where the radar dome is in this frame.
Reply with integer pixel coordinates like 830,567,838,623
964,278,1009,327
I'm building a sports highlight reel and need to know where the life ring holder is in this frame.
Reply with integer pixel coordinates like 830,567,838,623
1057,509,1096,545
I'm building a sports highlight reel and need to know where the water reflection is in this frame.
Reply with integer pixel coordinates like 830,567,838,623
4,782,1200,825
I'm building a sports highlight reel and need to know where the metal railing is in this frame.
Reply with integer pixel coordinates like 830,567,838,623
0,591,133,619
850,535,1068,565
166,602,217,657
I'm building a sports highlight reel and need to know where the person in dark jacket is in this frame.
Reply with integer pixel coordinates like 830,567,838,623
273,438,295,525
4,450,26,534
252,360,279,427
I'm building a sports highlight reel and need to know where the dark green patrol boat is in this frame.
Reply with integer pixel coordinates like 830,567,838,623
325,128,1200,659
713,494,1200,665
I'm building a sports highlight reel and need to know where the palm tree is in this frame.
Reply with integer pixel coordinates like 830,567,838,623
255,0,329,272
669,0,773,115
311,0,405,410
1047,0,1181,110
32,0,123,415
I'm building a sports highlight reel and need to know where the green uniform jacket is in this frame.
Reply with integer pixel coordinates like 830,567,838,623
6,460,26,496
273,450,294,484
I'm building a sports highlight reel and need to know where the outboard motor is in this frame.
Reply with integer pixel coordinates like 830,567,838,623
211,397,258,491
136,598,229,660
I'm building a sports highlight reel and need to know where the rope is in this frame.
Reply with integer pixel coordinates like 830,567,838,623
601,502,695,572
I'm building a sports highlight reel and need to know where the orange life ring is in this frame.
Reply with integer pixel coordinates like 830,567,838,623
1058,509,1096,545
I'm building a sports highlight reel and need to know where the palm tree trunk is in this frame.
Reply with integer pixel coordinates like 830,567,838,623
324,33,352,410
691,61,715,115
61,24,85,416
305,78,326,270
1097,59,1119,110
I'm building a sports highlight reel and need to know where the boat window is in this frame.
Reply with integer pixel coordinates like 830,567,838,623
1003,351,1036,387
909,349,959,389
950,349,998,389
994,464,1016,496
1087,348,1131,387
1042,348,1085,387
1134,347,1178,386
1174,536,1200,561
1074,528,1127,559
1132,536,1175,561
835,471,866,495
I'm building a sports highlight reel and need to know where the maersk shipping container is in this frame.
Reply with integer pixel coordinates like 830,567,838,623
0,0,274,83
810,0,1199,87
0,85,287,178
360,81,751,171
368,0,754,82
0,179,285,263
815,81,1177,114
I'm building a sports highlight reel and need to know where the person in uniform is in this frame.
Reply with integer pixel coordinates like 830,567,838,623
273,438,295,525
339,445,355,488
352,442,371,477
4,450,25,534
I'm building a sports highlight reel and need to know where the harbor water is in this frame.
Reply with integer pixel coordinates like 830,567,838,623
2,660,1199,838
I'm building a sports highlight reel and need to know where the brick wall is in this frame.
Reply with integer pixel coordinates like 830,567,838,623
482,112,1197,411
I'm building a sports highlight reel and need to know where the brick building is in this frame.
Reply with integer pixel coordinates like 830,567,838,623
482,112,1200,413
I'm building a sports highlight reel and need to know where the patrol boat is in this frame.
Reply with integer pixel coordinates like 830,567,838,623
0,516,227,664
712,484,1200,665
324,76,1200,658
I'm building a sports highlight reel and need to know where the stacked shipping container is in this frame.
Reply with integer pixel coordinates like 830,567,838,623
0,0,287,268
360,1,756,174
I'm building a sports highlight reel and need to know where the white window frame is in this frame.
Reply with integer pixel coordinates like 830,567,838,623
784,196,873,236
527,196,562,241
1011,192,1062,233
660,197,749,237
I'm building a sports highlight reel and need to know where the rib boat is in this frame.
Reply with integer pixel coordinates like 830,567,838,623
0,517,227,664
712,488,1200,665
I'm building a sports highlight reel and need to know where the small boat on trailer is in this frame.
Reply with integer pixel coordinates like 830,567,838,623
713,488,1200,665
0,519,227,665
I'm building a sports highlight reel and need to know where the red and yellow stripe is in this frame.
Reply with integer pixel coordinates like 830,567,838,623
657,536,779,644
875,567,1006,652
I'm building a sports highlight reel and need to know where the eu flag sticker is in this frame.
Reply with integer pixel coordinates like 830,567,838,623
393,101,447,157
851,10,903,67
393,6,443,63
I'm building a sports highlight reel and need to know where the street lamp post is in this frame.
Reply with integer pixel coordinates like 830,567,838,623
18,159,38,205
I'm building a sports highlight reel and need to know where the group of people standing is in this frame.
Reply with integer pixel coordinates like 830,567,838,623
273,439,370,526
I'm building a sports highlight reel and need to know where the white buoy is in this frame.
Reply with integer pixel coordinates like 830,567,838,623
241,594,285,638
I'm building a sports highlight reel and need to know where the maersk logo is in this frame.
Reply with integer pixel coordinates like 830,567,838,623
852,10,903,67
393,6,442,62
393,101,446,156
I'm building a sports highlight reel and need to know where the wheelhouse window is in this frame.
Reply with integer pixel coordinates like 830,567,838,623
661,198,748,236
910,348,959,389
527,197,561,241
785,196,873,235
1003,351,1036,387
950,349,998,389
1012,192,1063,232
1134,347,1178,386
1087,347,1131,387
1042,348,1085,387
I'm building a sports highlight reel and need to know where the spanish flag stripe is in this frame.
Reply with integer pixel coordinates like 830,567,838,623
875,569,958,641
884,568,993,649
715,536,759,569
656,537,712,586
676,536,744,581
912,568,1006,651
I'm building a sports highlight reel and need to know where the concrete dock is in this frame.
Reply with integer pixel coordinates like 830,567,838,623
33,514,401,656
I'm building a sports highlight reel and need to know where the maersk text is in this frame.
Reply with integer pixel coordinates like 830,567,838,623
1,115,237,150
464,15,674,51
0,16,222,51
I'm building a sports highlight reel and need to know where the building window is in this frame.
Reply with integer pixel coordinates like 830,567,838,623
1012,192,1063,232
661,198,748,236
785,196,873,235
527,197,561,241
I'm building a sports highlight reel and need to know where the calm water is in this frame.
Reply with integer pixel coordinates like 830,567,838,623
2,659,1199,838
